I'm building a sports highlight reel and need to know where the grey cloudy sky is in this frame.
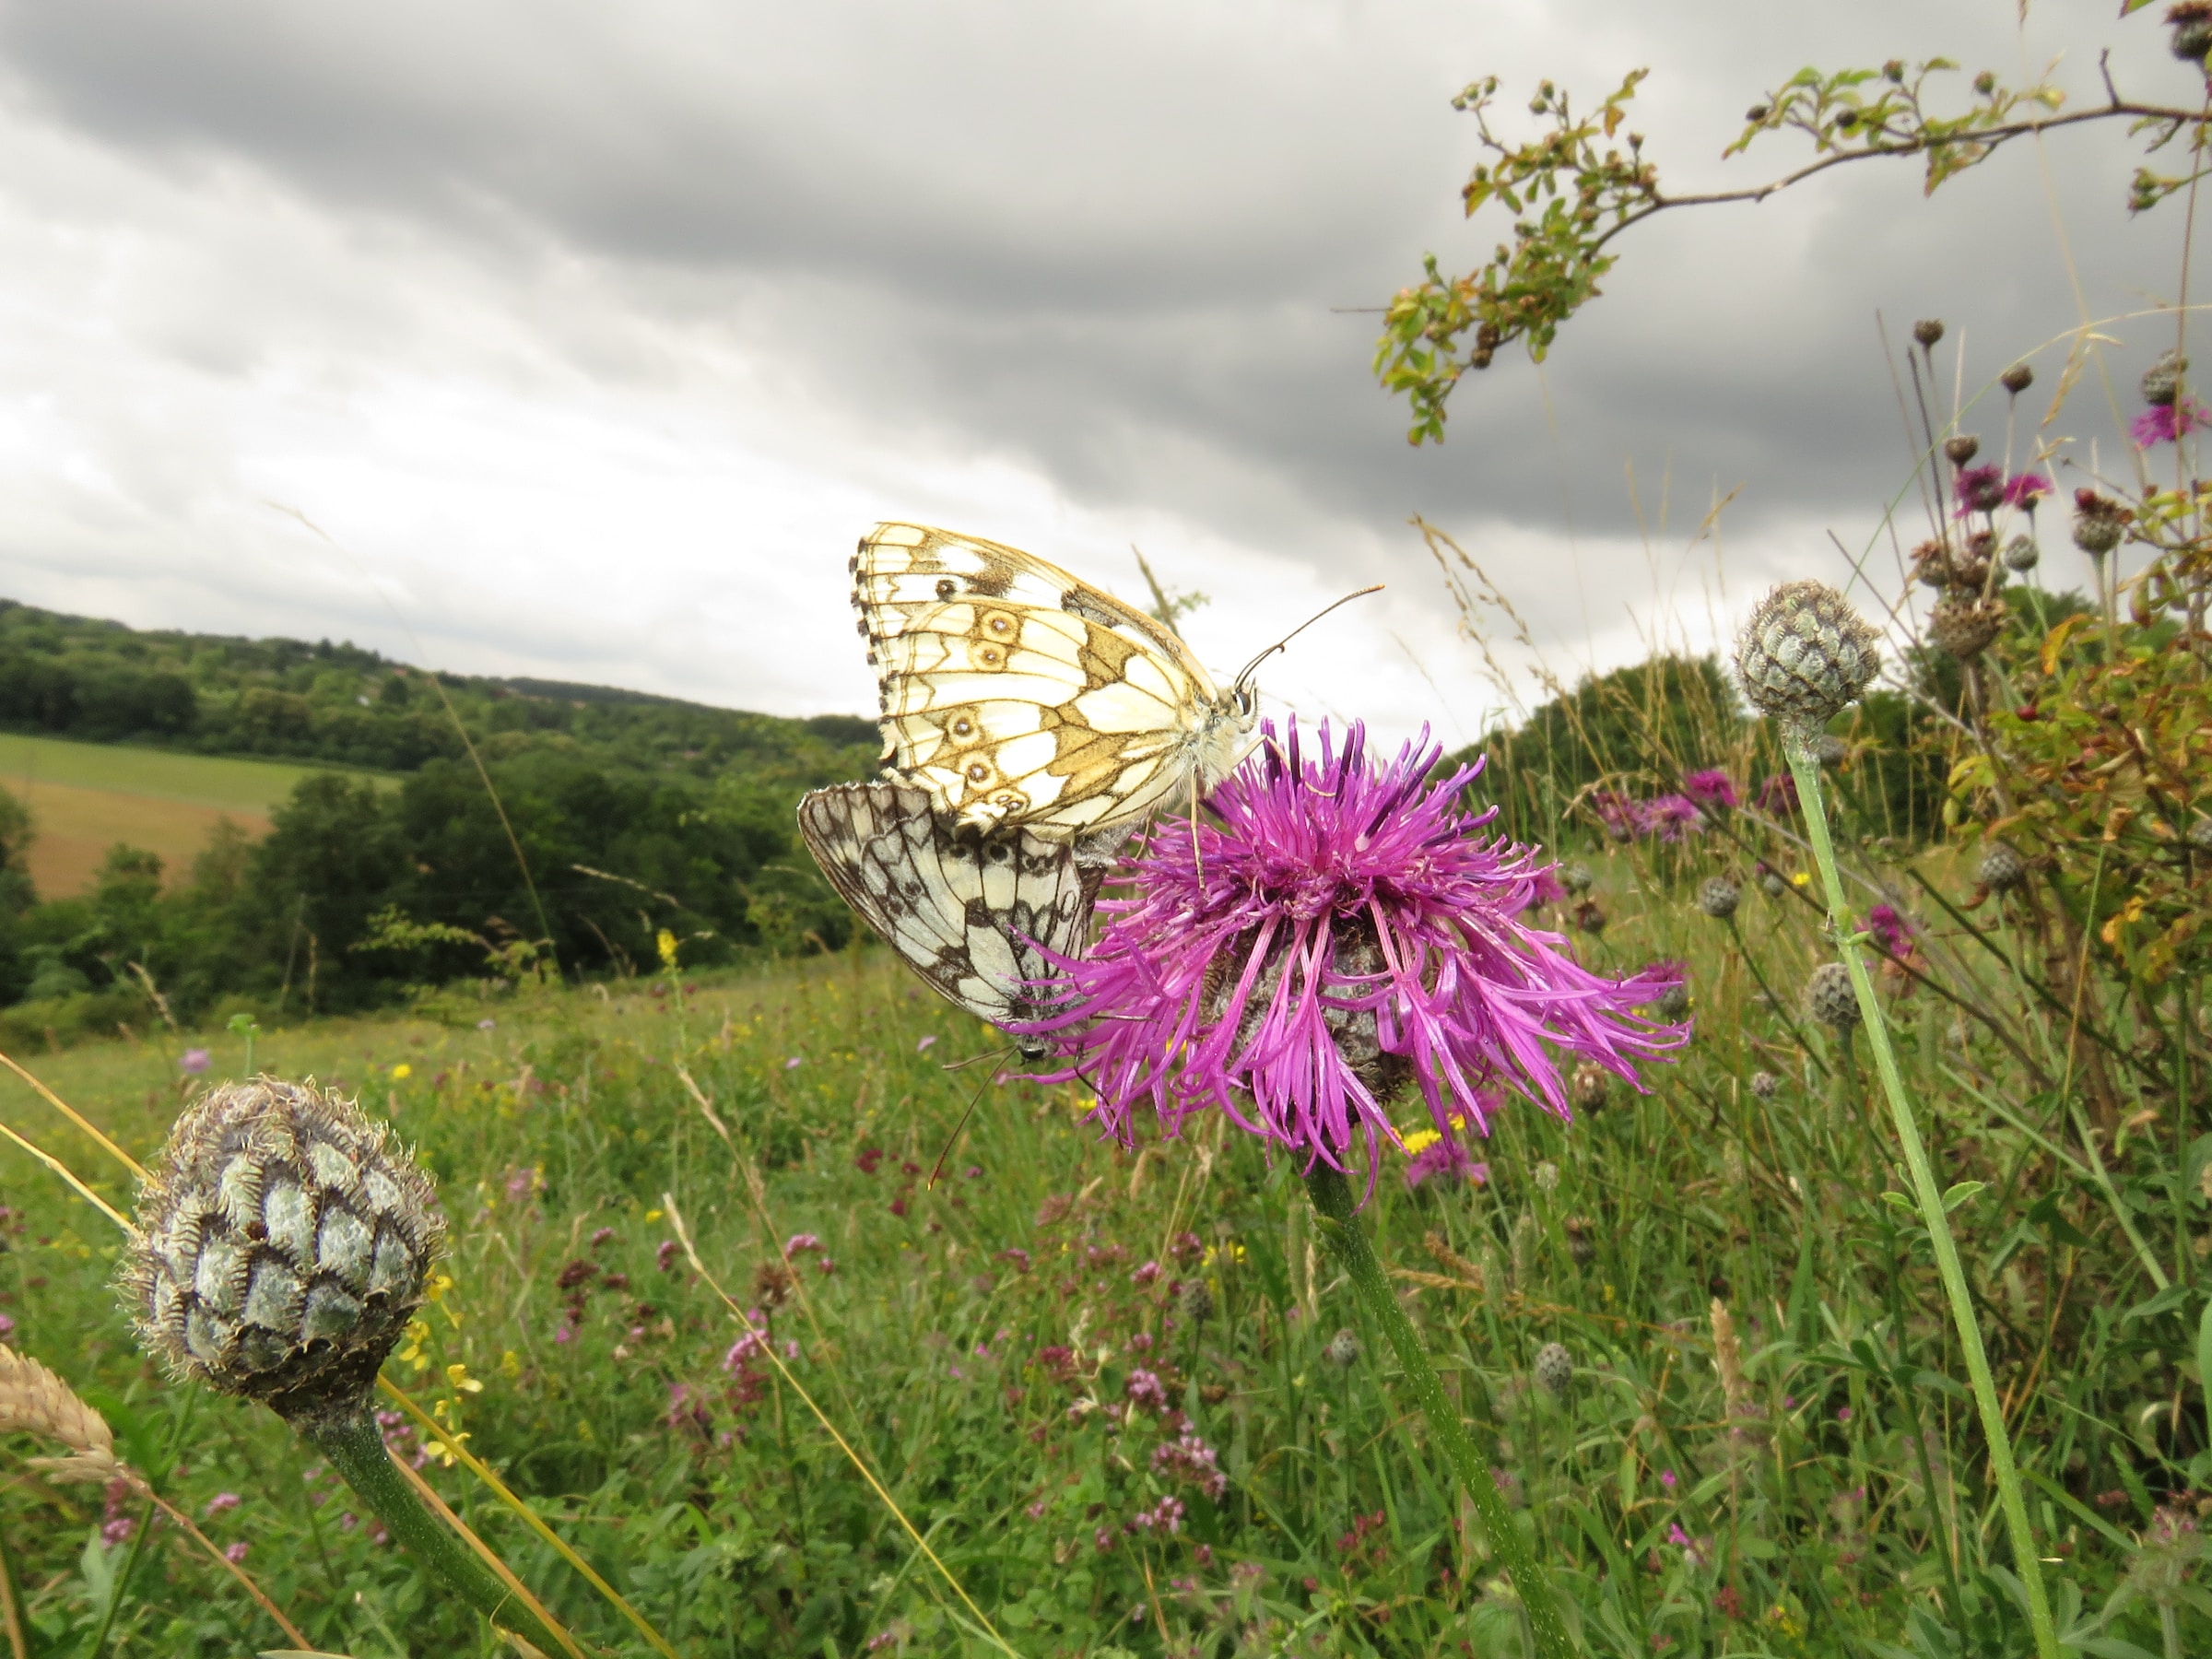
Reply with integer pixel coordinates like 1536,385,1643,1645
0,0,2196,747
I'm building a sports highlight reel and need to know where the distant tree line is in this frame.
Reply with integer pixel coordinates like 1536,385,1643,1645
0,599,877,776
0,598,883,1041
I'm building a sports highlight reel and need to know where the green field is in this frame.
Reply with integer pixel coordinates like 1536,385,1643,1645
0,733,386,898
0,733,361,816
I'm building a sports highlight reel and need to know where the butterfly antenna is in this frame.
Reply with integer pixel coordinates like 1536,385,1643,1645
929,1063,1002,1189
939,1042,1018,1073
1230,585,1384,694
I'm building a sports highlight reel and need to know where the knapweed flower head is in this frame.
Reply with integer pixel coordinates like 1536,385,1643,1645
1023,722,1688,1181
2001,472,2053,512
1951,464,2006,517
2131,397,2211,448
1682,769,1739,810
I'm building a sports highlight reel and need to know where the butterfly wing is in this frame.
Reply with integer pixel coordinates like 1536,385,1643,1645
796,781,1098,1039
853,522,1247,838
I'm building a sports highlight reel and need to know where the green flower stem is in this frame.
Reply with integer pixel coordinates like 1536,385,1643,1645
306,1405,567,1657
1784,737,2058,1659
1305,1163,1574,1659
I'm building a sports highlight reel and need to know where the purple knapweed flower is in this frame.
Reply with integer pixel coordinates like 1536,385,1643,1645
1865,904,1916,960
2002,472,2053,512
1952,464,2006,517
1641,794,1705,843
1404,1135,1488,1191
1682,769,1739,811
2132,398,2211,448
1023,722,1688,1181
179,1048,211,1076
1754,773,1799,816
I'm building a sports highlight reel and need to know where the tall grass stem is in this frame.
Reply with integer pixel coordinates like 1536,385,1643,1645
1305,1162,1574,1659
1783,737,2059,1659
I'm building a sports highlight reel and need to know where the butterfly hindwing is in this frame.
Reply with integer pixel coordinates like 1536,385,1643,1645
853,523,1252,838
796,781,1098,1039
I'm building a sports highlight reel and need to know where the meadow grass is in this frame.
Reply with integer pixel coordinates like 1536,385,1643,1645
0,736,2194,1658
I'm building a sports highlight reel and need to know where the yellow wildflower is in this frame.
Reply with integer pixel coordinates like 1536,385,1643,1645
656,929,679,971
390,1063,412,1080
1401,1128,1441,1156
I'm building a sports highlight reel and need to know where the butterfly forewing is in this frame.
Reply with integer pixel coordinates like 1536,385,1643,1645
853,522,1250,838
796,781,1097,1041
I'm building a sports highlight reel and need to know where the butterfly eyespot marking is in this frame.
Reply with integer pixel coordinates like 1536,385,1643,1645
964,759,993,783
980,610,1017,640
949,715,978,741
973,644,1006,669
935,577,959,600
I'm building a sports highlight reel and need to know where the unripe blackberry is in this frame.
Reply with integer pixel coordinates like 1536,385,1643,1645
1942,434,1980,466
2003,535,2039,572
1697,877,1740,920
2143,348,2188,406
1571,1063,1609,1113
1179,1277,1215,1326
1806,963,1862,1030
1977,842,2026,891
1748,1071,1780,1100
1560,862,1593,895
1912,318,1945,349
120,1079,444,1432
1735,582,1881,736
2000,362,2034,395
1928,597,2006,660
1533,1341,1573,1397
1324,1328,1360,1369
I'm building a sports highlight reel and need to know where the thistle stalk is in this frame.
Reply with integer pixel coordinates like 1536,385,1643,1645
1305,1163,1573,1659
1783,735,2058,1659
306,1406,568,1656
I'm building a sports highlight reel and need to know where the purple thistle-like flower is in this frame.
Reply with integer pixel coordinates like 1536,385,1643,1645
1023,722,1688,1179
1865,903,1916,960
2131,398,2211,448
1641,794,1706,843
1404,1135,1488,1191
1952,464,2006,517
1754,772,1799,816
2001,472,2053,512
1682,769,1739,810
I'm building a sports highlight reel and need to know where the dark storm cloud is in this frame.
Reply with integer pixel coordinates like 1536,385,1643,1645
0,0,2199,720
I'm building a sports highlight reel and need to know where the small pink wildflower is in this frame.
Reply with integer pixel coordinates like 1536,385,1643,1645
224,1541,250,1564
204,1492,241,1517
784,1233,824,1260
1125,1369,1169,1412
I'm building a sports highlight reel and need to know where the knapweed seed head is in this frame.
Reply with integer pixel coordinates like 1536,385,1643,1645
1696,877,1740,921
1024,723,1686,1181
1749,1071,1780,1100
1942,434,1980,466
1324,1329,1360,1369
1735,582,1880,740
1928,596,2006,660
2003,535,2040,572
1813,734,1848,770
2000,361,2033,395
2189,817,2212,853
1912,318,1945,349
1805,964,1862,1030
119,1078,444,1432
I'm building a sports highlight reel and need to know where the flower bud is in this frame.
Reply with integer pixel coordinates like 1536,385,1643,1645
1912,319,1945,348
2000,362,2033,395
2003,535,2039,572
1943,434,1980,466
1805,963,1861,1030
1735,582,1881,736
2072,491,2127,559
1696,877,1740,920
1534,1341,1573,1397
1324,1329,1360,1369
2142,348,2187,407
1976,842,2026,891
120,1079,445,1432
1748,1071,1780,1100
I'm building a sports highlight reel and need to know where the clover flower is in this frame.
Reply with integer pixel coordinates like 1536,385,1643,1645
1025,722,1687,1179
